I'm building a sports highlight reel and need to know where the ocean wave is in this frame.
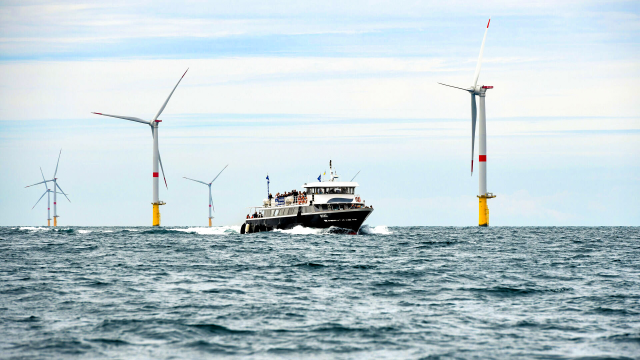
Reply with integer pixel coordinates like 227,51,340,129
189,323,254,334
18,226,50,232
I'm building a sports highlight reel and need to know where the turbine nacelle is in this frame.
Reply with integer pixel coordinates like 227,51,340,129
470,85,493,95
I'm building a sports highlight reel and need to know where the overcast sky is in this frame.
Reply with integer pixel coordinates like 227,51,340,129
0,0,638,226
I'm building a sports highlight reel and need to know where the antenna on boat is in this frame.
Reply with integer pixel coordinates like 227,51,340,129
329,159,339,182
350,170,360,182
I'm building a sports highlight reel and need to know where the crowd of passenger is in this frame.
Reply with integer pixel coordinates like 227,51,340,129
268,189,301,200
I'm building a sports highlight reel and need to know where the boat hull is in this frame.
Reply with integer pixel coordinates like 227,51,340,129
243,208,373,234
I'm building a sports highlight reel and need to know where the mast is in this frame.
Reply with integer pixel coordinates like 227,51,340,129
152,123,161,226
53,178,57,226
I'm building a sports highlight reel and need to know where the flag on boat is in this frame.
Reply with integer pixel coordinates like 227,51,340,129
317,174,321,182
266,175,269,183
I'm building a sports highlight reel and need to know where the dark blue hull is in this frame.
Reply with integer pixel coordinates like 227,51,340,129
242,207,373,234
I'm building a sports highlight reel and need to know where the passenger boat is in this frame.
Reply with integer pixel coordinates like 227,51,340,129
241,161,373,234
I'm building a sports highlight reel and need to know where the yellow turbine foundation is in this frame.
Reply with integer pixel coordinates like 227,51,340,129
209,218,212,227
53,217,57,227
152,203,161,226
478,194,496,227
47,219,51,227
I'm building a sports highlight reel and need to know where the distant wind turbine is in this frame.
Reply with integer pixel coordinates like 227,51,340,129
92,69,188,226
184,164,228,227
438,18,496,226
25,150,71,226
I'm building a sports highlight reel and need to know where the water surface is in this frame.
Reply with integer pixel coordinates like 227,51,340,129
1,226,639,359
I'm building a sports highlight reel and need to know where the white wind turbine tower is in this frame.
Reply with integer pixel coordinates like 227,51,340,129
25,150,71,226
92,69,188,226
184,164,228,227
439,18,496,226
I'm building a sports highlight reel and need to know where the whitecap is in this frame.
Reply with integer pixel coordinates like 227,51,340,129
19,226,49,232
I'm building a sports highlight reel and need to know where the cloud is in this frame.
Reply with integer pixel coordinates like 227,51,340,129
1,58,638,121
494,190,577,224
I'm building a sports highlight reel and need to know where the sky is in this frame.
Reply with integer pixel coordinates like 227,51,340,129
0,0,638,226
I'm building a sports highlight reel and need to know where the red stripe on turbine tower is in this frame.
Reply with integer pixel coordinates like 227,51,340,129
479,155,487,162
153,172,159,177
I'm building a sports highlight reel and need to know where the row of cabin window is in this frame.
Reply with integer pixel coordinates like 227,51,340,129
263,208,297,217
306,187,355,195
261,204,364,217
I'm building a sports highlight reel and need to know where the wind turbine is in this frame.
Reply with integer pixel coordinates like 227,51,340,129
439,18,496,226
184,164,228,227
92,69,188,226
25,150,71,226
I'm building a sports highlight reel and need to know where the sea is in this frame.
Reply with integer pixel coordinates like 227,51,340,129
0,226,638,359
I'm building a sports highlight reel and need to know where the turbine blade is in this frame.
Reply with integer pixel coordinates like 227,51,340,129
210,164,228,184
472,18,491,88
25,180,51,188
92,112,150,125
471,94,477,175
56,183,71,202
54,149,62,177
183,177,208,185
437,83,471,92
149,127,168,189
32,190,48,209
40,167,49,191
158,151,168,190
153,68,189,121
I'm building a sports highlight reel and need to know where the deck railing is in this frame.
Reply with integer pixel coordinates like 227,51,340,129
262,194,363,208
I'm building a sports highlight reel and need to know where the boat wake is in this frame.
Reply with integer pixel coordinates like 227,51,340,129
359,225,392,235
273,225,325,235
271,225,391,235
